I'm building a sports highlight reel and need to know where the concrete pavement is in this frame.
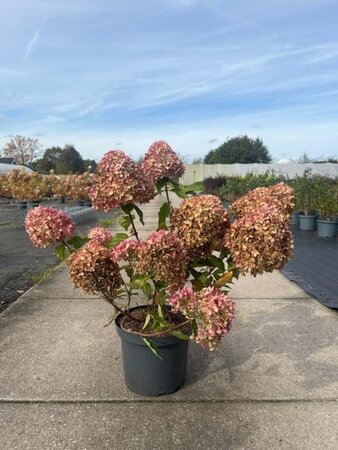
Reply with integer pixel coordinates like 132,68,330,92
0,195,337,449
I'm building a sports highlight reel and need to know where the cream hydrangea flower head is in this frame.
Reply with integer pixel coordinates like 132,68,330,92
231,182,294,219
171,194,230,259
135,230,187,290
226,204,293,276
67,241,122,296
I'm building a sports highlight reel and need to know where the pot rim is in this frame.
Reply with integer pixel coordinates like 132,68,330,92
115,305,192,347
317,219,338,224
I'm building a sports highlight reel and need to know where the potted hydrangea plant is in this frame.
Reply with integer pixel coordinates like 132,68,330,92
6,170,46,209
68,172,95,206
24,141,294,396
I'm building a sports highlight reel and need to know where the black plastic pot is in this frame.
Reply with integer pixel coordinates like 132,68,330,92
29,200,42,208
223,200,230,210
16,201,27,210
290,212,300,228
115,307,190,396
299,214,317,231
317,219,338,238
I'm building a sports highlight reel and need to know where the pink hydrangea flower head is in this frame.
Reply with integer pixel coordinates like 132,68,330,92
168,286,235,351
141,140,185,183
25,206,75,248
88,226,112,245
226,204,293,276
89,150,153,211
171,194,230,260
231,183,294,219
135,230,187,290
111,238,141,262
67,241,122,295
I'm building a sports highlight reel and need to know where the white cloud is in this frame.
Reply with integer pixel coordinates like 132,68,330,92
23,29,41,60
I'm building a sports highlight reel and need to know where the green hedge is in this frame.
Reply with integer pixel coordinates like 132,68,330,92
202,170,338,219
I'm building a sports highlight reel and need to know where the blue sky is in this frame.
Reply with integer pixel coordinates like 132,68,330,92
1,0,338,162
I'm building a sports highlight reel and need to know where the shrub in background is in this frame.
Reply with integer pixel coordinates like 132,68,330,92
203,175,226,195
315,176,338,221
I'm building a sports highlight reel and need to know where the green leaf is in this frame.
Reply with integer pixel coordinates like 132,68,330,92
156,178,169,194
191,319,198,338
125,266,134,279
167,179,186,199
157,304,164,319
54,243,70,261
171,186,186,199
105,233,129,248
158,202,171,230
129,274,150,290
133,204,145,225
104,310,120,327
141,313,151,330
157,222,168,231
190,268,209,285
191,278,204,291
154,290,166,305
121,204,134,214
141,282,153,297
209,255,225,271
142,338,162,359
119,215,132,231
171,331,190,340
67,236,89,249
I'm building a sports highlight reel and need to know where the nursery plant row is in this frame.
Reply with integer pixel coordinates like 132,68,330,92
203,169,338,238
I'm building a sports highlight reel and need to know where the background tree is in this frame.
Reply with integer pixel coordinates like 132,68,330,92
32,145,97,174
1,135,41,166
55,145,85,174
32,146,63,173
83,159,97,172
204,135,272,164
192,157,203,164
298,152,311,163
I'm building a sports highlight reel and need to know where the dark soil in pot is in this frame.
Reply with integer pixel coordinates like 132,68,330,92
115,306,191,397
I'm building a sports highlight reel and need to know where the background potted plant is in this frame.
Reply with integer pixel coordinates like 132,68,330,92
68,172,95,206
316,177,338,238
6,170,46,209
24,141,294,397
0,174,11,200
294,169,318,231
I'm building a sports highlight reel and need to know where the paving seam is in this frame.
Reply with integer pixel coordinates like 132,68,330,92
0,398,337,405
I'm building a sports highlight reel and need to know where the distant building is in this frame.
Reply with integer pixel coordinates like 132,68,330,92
0,163,33,174
0,157,17,165
276,158,295,164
